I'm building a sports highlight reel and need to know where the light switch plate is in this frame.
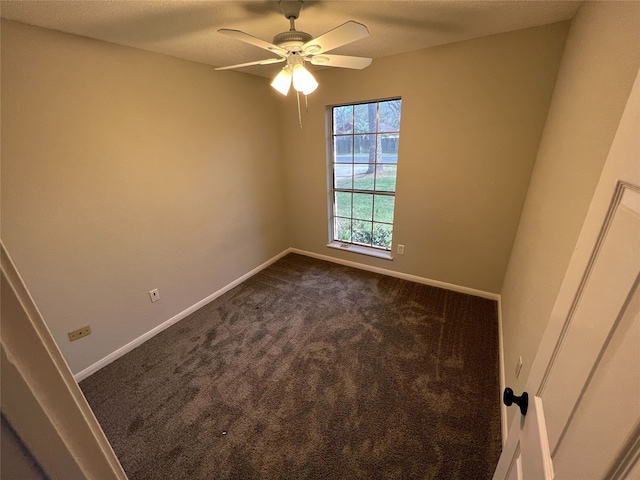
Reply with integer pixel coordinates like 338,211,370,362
515,356,523,378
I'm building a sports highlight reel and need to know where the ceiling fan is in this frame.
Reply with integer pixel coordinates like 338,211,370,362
215,0,372,96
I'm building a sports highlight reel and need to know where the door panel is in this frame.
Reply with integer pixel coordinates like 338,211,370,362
494,70,640,480
505,454,522,480
520,396,553,480
542,187,640,453
552,280,639,478
500,396,556,480
495,184,640,480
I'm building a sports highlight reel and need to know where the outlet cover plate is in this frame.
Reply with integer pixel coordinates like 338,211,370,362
68,325,91,342
149,289,160,302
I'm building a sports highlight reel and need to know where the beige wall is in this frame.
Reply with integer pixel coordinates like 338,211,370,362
1,20,288,374
280,22,569,294
501,1,640,424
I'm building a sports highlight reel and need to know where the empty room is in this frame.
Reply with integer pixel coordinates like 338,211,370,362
1,1,639,479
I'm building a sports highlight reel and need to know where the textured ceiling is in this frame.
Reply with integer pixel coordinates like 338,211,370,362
0,1,581,78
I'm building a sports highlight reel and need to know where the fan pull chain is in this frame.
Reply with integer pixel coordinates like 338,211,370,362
296,90,303,129
305,94,309,112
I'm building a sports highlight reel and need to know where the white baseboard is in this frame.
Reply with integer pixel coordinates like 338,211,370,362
497,298,508,445
74,249,292,382
290,248,500,301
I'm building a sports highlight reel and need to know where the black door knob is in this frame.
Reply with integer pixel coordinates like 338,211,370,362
503,387,528,416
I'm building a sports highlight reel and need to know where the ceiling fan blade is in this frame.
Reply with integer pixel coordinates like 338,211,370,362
302,21,369,55
215,57,286,71
308,54,372,70
218,29,288,56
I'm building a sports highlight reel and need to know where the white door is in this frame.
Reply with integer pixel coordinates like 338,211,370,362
494,70,640,480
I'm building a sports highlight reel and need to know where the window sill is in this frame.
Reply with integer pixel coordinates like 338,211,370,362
327,242,393,260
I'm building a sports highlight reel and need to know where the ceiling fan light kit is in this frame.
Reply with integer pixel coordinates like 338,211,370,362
292,64,318,95
215,0,372,122
271,68,293,96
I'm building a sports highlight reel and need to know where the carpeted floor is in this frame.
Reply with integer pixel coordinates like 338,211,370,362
80,253,502,479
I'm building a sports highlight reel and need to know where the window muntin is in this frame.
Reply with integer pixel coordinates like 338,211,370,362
330,99,401,252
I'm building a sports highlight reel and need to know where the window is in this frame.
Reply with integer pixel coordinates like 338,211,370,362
328,99,402,258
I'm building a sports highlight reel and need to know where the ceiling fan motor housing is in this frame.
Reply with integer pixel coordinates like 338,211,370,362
273,31,313,52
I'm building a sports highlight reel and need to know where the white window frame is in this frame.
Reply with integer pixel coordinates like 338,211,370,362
326,98,402,260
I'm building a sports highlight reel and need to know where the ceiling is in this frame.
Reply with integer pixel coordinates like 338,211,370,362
0,1,581,78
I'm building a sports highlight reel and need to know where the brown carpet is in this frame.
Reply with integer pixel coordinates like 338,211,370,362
80,253,502,479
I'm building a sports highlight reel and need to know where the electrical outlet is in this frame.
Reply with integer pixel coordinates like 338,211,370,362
149,289,160,303
68,325,91,342
515,356,523,378
397,244,405,255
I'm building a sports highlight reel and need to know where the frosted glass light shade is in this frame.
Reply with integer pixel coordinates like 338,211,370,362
271,68,292,96
292,64,318,95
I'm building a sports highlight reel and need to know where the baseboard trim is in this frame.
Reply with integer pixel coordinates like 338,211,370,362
290,248,500,301
497,298,508,445
74,249,292,382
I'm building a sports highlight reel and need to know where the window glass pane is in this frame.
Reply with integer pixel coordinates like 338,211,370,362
378,100,402,132
353,171,375,191
352,193,373,221
353,162,369,177
354,134,373,162
375,165,397,192
334,163,353,189
354,103,380,134
379,134,399,163
352,220,373,246
373,195,394,223
372,223,393,249
333,106,353,134
335,192,352,217
334,135,352,162
334,217,351,242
